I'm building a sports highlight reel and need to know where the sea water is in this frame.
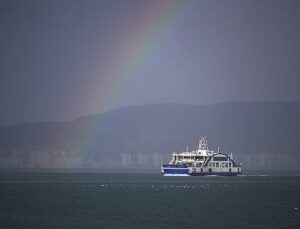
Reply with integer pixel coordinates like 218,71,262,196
0,171,299,229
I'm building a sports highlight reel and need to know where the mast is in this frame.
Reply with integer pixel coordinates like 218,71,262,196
198,136,208,150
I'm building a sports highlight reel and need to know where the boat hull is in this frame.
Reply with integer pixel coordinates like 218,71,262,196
161,165,242,176
189,172,241,176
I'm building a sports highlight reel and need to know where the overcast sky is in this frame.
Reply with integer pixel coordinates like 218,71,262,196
0,0,299,125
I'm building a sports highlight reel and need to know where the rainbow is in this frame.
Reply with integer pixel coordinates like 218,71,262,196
86,0,197,113
57,1,200,166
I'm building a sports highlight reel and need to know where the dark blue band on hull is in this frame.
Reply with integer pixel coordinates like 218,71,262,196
162,164,187,168
162,168,190,175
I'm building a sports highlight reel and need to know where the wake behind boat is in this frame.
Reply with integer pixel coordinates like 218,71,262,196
161,137,242,176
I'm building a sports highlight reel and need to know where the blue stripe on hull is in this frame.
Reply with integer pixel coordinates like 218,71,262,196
162,168,189,175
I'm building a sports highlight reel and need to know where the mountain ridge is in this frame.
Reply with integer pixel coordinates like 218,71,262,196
0,101,300,170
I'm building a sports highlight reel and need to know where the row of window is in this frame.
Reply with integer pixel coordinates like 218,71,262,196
178,156,205,160
212,157,229,161
208,162,232,168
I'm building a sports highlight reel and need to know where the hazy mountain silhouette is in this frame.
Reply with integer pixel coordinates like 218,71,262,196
0,101,300,170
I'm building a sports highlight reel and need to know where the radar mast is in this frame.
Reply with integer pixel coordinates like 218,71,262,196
198,137,208,150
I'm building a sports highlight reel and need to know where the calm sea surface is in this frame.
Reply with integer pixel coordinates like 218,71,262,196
0,171,299,229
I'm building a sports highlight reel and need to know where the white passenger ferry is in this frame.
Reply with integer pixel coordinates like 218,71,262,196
161,137,242,176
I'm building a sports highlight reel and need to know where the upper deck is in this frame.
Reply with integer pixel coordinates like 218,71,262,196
170,137,216,164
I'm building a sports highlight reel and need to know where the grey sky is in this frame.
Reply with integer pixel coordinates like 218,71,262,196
0,0,299,125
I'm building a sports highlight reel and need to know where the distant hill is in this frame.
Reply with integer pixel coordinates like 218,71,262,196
0,101,300,170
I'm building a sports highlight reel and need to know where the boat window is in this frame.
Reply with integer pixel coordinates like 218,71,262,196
213,157,228,161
